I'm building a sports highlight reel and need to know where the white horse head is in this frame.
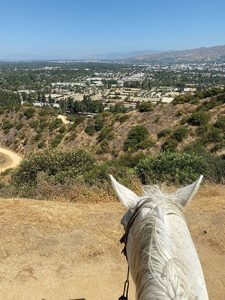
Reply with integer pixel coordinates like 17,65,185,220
110,175,208,300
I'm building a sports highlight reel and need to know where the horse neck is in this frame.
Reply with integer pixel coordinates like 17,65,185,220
127,203,208,300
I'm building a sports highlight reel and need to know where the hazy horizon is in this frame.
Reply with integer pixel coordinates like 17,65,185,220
1,0,225,60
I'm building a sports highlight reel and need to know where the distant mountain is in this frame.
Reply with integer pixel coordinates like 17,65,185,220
126,45,225,63
82,50,160,61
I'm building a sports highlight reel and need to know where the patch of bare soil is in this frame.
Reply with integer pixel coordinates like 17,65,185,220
0,184,224,300
0,146,22,173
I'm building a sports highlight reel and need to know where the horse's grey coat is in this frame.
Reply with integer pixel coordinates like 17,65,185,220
110,175,209,300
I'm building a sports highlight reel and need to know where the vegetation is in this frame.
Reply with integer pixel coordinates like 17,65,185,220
187,111,211,126
136,150,225,184
137,101,154,112
123,125,153,152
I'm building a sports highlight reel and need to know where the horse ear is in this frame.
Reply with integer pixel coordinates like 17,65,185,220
175,175,203,207
109,175,140,209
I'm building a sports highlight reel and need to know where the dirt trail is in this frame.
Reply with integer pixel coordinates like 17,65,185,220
0,146,22,173
57,114,72,125
0,185,224,300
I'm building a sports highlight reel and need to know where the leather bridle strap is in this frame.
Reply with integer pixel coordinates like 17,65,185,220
120,198,151,259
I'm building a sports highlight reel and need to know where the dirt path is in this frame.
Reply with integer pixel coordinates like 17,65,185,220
58,114,72,125
0,146,22,173
0,184,224,299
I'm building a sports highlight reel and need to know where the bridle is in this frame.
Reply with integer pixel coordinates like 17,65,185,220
118,198,153,300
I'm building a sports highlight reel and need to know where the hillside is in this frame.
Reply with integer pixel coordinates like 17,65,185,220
0,92,225,160
127,45,225,63
0,184,224,299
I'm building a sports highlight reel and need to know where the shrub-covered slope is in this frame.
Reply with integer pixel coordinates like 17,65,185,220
0,92,224,159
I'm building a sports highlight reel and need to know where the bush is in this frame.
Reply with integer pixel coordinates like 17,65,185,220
38,141,45,149
24,108,35,119
58,126,66,134
51,134,63,148
136,151,225,184
172,127,189,142
49,118,63,131
161,139,178,152
2,120,13,131
16,122,24,130
12,149,96,186
39,119,49,130
202,127,224,144
97,126,114,143
29,120,39,129
118,114,130,123
214,116,225,129
94,116,104,131
85,125,96,136
138,101,154,112
157,128,171,139
123,125,149,152
187,111,210,126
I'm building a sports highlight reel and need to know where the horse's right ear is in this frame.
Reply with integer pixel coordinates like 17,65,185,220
174,175,203,207
109,175,140,209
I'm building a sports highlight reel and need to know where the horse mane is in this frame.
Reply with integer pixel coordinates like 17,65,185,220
130,185,199,299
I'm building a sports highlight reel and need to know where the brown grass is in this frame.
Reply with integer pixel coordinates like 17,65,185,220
0,183,224,299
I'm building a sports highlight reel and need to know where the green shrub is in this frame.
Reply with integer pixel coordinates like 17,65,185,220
97,126,114,143
58,126,66,134
117,152,146,168
33,133,42,142
187,111,210,126
49,118,63,131
12,149,96,186
2,120,13,131
138,101,154,112
29,120,39,129
24,108,35,119
38,141,45,149
136,151,225,184
137,138,155,149
172,127,189,142
95,116,104,131
214,116,225,129
51,134,63,148
16,122,24,130
39,108,56,117
196,124,211,136
124,125,149,152
85,125,96,136
196,93,225,111
39,119,49,130
157,128,171,139
118,114,130,123
211,142,225,153
161,139,178,152
96,140,109,154
202,127,224,144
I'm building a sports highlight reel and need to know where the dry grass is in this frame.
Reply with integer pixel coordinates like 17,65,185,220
0,184,224,299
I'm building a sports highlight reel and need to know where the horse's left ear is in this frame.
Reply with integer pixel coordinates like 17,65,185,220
109,175,140,209
174,175,203,207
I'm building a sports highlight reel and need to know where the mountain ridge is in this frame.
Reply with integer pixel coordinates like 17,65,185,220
126,45,225,63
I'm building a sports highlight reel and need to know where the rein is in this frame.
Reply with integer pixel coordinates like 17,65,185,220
118,199,152,300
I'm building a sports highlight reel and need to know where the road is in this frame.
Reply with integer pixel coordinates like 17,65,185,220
0,146,22,173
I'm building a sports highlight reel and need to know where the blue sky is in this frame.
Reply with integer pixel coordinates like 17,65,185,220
0,0,225,59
